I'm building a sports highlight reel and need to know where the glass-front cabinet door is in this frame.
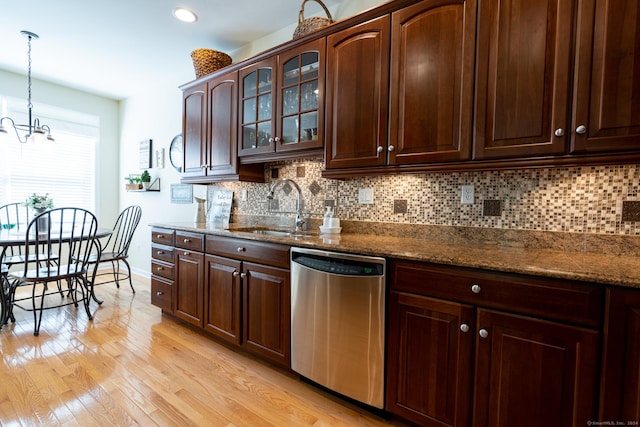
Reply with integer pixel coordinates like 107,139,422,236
277,38,325,153
239,57,276,156
238,39,325,158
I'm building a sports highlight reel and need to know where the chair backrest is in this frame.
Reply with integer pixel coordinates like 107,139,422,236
0,202,33,231
104,205,142,257
22,207,98,280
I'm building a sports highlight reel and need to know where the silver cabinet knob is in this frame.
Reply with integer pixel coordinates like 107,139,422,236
157,250,164,255
388,145,395,152
268,137,274,143
240,272,247,279
183,238,190,243
232,271,240,277
460,323,470,333
274,136,281,143
237,247,246,252
183,251,189,256
575,125,587,134
376,146,384,153
554,128,565,137
471,284,481,294
156,266,163,271
156,291,164,296
156,234,163,239
479,329,489,338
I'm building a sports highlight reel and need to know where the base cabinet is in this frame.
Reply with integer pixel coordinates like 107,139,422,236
386,260,602,427
599,287,640,420
150,230,291,369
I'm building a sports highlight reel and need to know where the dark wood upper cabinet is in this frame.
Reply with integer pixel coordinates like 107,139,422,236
389,0,476,164
571,0,640,153
473,0,573,160
325,15,391,169
182,83,207,176
207,73,239,176
238,38,325,160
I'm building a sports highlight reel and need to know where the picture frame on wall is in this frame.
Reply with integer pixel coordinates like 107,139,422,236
139,139,152,169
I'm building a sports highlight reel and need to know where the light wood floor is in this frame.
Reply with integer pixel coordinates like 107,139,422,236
0,274,406,427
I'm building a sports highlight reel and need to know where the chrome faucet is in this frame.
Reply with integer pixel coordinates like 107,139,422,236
266,178,305,232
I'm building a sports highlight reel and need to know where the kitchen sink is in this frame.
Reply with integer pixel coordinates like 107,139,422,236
232,227,315,238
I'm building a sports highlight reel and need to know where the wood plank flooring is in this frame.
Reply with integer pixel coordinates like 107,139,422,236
0,274,406,426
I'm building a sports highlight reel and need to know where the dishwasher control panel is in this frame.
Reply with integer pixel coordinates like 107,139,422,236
292,253,384,276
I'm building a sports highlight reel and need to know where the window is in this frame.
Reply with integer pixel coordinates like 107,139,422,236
0,96,98,212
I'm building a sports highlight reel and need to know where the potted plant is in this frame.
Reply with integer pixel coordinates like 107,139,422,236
140,170,152,190
24,193,54,214
124,175,142,191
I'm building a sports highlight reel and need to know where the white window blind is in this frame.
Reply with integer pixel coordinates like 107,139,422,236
0,96,99,212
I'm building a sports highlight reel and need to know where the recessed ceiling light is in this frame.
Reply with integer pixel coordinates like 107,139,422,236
173,7,198,23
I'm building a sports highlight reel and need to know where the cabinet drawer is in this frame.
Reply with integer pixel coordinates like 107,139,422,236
151,244,174,263
206,235,290,269
151,227,175,246
390,260,603,327
175,231,204,252
151,259,174,280
151,276,172,311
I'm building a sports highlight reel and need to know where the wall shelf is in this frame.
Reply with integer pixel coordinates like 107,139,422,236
126,177,160,192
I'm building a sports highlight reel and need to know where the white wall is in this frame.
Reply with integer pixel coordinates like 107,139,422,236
0,68,120,225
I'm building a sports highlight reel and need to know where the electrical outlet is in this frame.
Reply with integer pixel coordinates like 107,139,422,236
461,185,474,204
241,189,248,201
358,188,374,204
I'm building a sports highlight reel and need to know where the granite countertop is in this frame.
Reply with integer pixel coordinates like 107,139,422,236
151,220,640,289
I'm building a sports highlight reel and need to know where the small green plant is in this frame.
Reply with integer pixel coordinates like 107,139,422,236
124,175,142,184
140,170,151,183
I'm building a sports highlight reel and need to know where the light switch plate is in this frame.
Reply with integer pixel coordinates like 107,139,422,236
358,188,374,204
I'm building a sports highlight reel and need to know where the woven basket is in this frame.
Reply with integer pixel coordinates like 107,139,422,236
190,48,232,79
293,0,334,40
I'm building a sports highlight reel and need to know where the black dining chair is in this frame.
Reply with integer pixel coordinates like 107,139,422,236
5,207,99,336
88,205,142,300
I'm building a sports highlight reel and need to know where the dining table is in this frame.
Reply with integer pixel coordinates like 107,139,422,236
0,227,113,328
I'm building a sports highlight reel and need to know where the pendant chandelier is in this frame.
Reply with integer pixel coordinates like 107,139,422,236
0,30,54,143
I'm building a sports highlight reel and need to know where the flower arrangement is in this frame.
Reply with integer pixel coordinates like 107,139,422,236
24,193,54,210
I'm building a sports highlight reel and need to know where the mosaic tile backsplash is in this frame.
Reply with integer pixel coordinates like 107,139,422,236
207,159,640,236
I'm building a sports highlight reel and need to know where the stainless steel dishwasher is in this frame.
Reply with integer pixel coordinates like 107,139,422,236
290,247,386,409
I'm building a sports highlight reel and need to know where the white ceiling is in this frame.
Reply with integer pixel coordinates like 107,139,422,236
0,0,344,100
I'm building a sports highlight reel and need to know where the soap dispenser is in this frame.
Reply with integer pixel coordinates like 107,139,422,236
323,206,333,228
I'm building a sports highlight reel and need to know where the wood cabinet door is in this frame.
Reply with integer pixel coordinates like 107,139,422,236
473,309,599,427
203,255,242,345
571,0,640,153
207,71,238,176
238,57,276,157
473,0,573,160
389,0,475,165
276,38,325,153
386,291,474,427
174,249,204,327
242,262,290,367
325,15,390,169
182,82,207,177
599,287,640,421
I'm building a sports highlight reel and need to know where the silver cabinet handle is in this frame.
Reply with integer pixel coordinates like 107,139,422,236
240,273,247,279
156,291,164,296
575,125,587,134
156,234,163,239
388,145,395,152
274,136,281,143
554,128,564,137
232,271,240,277
237,247,246,252
479,329,489,338
156,267,163,271
183,251,189,256
460,323,470,333
376,146,384,153
471,284,481,294
183,238,191,243
157,250,165,255
268,137,274,143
